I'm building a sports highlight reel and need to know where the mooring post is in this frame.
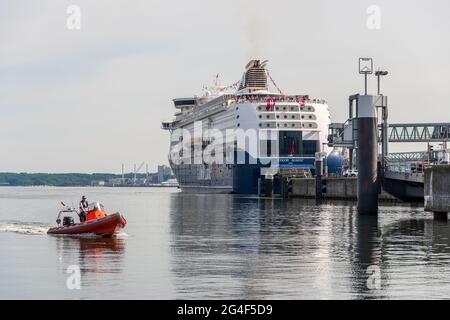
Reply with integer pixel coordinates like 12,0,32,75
265,175,274,198
315,156,323,200
281,176,289,199
356,95,380,215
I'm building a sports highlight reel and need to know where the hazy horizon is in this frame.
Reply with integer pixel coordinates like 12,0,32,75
1,0,450,173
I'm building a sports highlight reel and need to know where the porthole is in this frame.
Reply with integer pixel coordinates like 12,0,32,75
291,115,295,119
292,123,295,127
266,115,270,119
284,123,287,127
259,123,262,127
236,115,240,119
301,115,304,119
237,123,240,127
259,115,262,119
284,115,287,119
276,115,280,119
266,123,270,127
309,124,312,127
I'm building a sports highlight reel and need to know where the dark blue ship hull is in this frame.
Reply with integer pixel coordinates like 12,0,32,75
170,154,315,194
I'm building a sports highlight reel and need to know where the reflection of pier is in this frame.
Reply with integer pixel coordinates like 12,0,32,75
354,211,450,298
350,214,381,298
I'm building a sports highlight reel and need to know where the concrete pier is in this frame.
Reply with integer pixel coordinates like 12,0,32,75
424,165,450,219
290,177,396,201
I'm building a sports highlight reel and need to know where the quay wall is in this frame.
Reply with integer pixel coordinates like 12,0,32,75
290,177,397,201
424,165,450,213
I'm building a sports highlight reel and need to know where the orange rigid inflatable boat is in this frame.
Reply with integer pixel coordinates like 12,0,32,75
47,202,126,237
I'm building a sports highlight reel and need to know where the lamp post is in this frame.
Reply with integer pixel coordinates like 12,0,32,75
375,70,389,172
375,70,388,95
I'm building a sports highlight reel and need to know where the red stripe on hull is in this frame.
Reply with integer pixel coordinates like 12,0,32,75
47,213,126,237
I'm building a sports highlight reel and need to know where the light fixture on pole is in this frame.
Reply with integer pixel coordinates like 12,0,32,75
375,70,389,95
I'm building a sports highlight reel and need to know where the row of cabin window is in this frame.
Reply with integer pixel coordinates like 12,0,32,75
256,122,317,128
257,105,314,112
257,114,315,120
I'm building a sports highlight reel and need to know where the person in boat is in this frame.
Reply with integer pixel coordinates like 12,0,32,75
79,195,88,222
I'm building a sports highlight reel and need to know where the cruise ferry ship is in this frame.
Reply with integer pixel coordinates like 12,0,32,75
162,60,334,193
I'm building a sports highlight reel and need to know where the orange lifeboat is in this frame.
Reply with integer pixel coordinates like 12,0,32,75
47,202,126,237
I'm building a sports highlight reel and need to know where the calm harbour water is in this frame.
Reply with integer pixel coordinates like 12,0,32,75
0,187,449,299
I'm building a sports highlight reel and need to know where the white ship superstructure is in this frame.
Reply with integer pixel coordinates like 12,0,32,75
162,60,332,193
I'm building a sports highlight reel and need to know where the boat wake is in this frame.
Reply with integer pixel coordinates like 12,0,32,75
114,231,129,239
0,221,50,235
0,220,129,238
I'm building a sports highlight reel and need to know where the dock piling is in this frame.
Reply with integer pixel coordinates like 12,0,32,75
356,95,380,215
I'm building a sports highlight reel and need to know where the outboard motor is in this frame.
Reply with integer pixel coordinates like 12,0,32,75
63,216,75,227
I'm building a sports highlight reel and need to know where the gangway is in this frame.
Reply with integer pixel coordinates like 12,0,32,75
329,122,450,146
388,123,450,143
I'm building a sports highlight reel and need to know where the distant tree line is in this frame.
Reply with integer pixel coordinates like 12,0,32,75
0,172,151,187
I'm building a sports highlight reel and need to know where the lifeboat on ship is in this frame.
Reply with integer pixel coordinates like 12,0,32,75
47,202,127,237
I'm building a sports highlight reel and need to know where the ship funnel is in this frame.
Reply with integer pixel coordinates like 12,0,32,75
238,59,268,93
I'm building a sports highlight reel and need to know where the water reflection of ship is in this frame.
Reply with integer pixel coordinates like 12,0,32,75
169,194,291,298
168,194,356,298
169,193,450,298
169,193,310,255
55,236,126,274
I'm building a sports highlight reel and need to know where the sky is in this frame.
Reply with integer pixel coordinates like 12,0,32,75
1,0,449,173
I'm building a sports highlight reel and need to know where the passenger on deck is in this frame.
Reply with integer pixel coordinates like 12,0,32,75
79,195,88,222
